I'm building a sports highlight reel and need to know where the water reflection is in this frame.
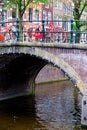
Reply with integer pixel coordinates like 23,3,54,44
0,96,46,130
0,80,86,130
35,81,83,130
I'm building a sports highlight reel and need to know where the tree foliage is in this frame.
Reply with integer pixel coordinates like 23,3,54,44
4,0,48,20
62,0,87,42
72,0,87,29
73,0,87,20
72,0,87,42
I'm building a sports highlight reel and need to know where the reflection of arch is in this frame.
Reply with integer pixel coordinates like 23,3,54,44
1,46,86,95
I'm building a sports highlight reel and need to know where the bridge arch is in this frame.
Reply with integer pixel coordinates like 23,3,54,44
0,45,86,95
29,47,86,95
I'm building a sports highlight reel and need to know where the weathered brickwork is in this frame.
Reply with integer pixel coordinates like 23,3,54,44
36,64,65,83
0,43,87,97
50,48,87,86
35,44,87,88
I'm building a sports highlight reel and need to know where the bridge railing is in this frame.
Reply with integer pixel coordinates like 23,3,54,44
0,19,87,44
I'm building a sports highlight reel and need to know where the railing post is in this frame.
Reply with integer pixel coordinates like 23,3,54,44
75,30,78,43
42,20,45,42
16,18,20,42
70,19,73,44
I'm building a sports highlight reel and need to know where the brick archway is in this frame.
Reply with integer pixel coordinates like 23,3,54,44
0,45,86,95
32,48,86,95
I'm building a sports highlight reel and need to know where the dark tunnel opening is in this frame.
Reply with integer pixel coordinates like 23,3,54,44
4,54,47,83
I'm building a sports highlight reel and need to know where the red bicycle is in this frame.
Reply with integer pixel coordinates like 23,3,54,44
32,23,67,43
0,25,17,42
45,22,67,43
0,25,11,42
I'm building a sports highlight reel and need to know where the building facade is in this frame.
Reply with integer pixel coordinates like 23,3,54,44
1,0,86,43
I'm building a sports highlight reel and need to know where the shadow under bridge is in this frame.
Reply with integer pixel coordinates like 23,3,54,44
0,46,86,100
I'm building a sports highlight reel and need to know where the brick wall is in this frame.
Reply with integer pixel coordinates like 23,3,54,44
36,64,65,83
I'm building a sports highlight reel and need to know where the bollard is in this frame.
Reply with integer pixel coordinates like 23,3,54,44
81,93,87,126
75,30,78,43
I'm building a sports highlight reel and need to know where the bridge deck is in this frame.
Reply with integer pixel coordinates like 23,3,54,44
0,42,87,49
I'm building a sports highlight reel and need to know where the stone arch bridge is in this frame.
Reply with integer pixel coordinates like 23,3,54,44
0,42,87,100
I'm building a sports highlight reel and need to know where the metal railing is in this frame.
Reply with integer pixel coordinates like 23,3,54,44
0,19,87,44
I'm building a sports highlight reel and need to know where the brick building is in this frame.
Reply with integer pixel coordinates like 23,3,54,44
1,0,79,42
53,0,74,29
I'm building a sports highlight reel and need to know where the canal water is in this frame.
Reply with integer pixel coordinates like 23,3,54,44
0,80,86,130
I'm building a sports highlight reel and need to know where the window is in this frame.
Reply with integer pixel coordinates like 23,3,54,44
63,21,67,31
2,10,7,26
58,1,62,9
29,8,33,22
48,12,51,20
55,0,62,9
45,5,49,8
50,0,53,7
68,19,71,31
71,7,74,17
55,0,58,8
0,6,2,12
12,9,16,18
63,5,66,14
35,10,39,22
43,10,47,20
68,6,70,16
2,10,7,20
23,11,26,20
58,17,62,27
54,15,58,25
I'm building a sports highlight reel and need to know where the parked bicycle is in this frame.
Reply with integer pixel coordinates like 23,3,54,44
45,22,67,43
27,22,67,43
0,25,11,42
0,24,17,42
